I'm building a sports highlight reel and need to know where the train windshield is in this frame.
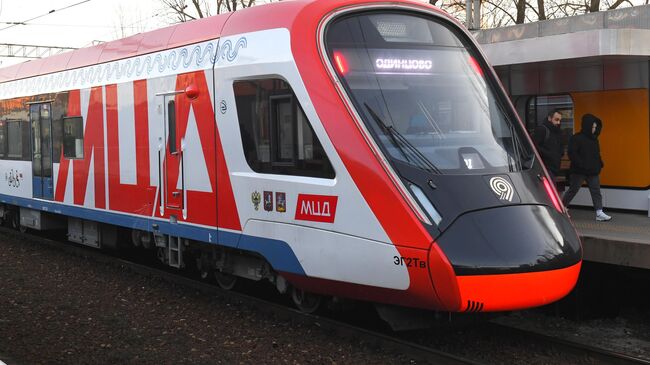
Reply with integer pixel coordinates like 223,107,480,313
326,12,532,174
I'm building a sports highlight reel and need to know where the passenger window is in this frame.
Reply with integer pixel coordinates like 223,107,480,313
63,117,84,159
167,100,177,154
52,116,63,162
233,79,335,179
6,120,30,160
0,121,6,158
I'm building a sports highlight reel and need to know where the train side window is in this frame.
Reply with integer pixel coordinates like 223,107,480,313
63,117,84,159
0,121,6,158
6,120,29,160
168,100,177,154
233,79,335,179
52,115,63,162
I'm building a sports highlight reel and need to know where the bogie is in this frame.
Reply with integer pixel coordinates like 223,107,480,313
291,286,322,314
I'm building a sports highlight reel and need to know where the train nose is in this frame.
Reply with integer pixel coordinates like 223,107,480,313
432,205,582,312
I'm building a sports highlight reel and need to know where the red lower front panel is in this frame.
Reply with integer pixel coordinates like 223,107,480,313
455,262,582,312
282,251,580,313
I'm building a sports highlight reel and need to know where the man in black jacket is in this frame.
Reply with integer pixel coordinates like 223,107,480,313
562,114,612,221
533,109,563,183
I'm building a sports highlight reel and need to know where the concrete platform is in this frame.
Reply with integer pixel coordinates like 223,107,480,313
569,208,650,269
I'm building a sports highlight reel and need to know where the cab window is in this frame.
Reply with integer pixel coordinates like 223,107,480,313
234,79,335,179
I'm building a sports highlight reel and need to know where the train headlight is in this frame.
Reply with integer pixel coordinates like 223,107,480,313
408,183,442,226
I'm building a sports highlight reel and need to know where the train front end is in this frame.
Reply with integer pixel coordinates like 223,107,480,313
321,4,582,312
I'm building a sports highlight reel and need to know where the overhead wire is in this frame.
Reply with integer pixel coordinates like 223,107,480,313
0,0,171,61
0,22,141,29
81,11,166,47
0,0,93,32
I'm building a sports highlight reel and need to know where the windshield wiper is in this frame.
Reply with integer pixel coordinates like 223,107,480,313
364,103,441,174
523,148,535,169
506,118,537,171
512,120,536,170
505,117,524,172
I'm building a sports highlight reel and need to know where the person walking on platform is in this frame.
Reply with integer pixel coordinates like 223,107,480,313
562,113,612,221
533,109,564,183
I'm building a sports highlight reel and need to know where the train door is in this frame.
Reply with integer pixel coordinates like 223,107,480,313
163,95,184,211
30,103,54,199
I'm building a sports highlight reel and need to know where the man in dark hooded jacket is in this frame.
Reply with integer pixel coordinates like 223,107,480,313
533,109,563,183
562,114,612,221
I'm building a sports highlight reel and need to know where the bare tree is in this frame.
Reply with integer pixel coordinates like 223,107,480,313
537,0,547,19
447,0,641,29
113,4,148,39
159,0,641,29
218,0,257,13
160,0,209,22
543,0,632,18
160,0,260,22
603,0,634,9
482,0,516,25
514,0,527,22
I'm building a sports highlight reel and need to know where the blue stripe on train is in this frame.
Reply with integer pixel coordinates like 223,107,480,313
0,193,305,275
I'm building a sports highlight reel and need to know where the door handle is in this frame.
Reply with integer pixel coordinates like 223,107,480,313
172,191,180,197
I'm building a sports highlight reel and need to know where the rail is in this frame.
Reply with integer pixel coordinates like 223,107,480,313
487,322,650,365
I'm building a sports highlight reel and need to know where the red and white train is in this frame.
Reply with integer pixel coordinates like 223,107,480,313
0,0,582,322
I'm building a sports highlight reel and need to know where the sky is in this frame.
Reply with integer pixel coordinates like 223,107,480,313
7,0,641,69
0,0,172,67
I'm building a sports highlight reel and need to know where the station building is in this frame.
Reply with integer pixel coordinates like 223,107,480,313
475,5,650,215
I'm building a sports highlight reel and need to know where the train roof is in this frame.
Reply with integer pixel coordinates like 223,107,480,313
0,0,436,85
474,4,650,66
0,12,232,84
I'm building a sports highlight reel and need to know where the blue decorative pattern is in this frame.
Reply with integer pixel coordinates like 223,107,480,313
219,37,248,62
0,37,237,99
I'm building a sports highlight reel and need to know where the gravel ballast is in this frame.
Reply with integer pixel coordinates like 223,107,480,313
2,229,644,365
0,232,415,364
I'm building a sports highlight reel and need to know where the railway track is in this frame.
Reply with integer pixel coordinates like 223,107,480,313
0,227,477,365
118,258,478,365
486,322,650,365
3,226,649,365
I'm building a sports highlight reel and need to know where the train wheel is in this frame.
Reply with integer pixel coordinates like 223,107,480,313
10,211,22,232
157,248,167,264
130,230,141,248
291,287,321,314
196,252,212,280
214,271,237,290
197,260,211,280
140,233,153,250
9,212,17,229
